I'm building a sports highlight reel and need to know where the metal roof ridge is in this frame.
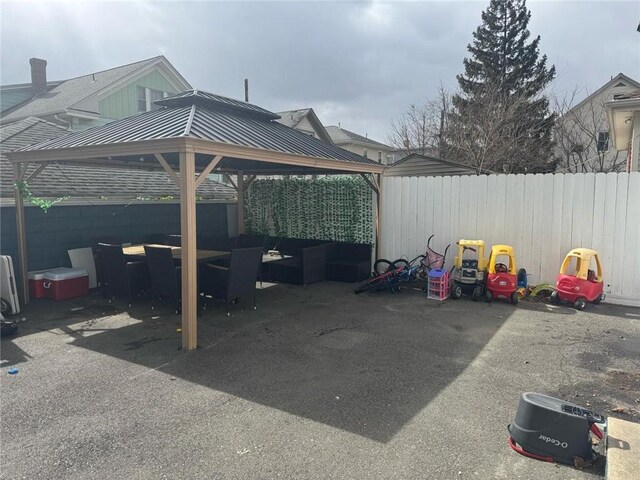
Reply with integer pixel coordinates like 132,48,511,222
183,104,196,136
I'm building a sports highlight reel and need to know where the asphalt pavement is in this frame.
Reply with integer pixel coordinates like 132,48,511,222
2,282,639,479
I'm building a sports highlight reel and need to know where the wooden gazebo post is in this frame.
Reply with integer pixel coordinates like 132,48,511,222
178,149,198,350
12,162,30,304
236,171,245,234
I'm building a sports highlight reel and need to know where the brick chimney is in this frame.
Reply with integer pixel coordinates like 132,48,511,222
29,58,47,96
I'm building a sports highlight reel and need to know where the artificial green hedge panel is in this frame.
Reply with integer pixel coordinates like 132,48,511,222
245,177,373,243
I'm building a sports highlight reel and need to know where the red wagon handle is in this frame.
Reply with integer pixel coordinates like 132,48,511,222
508,436,554,463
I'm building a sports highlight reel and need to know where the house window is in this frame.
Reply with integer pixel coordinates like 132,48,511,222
137,86,167,113
597,131,609,153
137,86,146,113
378,151,382,162
363,149,368,158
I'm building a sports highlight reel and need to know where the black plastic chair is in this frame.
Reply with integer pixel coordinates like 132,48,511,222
166,234,182,247
144,245,182,314
144,233,169,245
97,243,149,307
200,247,263,316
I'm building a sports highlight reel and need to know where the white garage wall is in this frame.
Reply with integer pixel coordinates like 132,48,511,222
380,172,640,306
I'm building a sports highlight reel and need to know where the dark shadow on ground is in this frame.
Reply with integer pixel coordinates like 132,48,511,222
8,283,512,443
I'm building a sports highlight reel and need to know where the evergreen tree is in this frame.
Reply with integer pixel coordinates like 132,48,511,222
448,0,556,173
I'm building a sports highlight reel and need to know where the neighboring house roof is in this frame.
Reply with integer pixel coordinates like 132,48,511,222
2,117,68,197
325,125,390,149
0,82,64,114
383,153,479,177
560,73,640,118
1,56,191,123
275,108,333,143
0,116,63,144
0,116,234,200
17,90,379,171
388,147,440,164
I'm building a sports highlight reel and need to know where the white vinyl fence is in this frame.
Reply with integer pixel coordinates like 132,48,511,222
380,172,640,306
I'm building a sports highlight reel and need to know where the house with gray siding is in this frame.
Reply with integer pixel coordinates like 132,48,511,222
325,125,392,164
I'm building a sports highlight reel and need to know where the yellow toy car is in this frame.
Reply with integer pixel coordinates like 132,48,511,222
450,240,486,300
551,248,604,310
485,245,523,304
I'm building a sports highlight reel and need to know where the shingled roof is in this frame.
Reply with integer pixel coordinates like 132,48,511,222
325,125,390,149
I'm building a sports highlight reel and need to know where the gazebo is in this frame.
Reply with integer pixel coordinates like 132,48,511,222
7,90,385,350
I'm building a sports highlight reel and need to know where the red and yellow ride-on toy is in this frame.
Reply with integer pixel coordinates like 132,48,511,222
485,245,525,305
450,240,487,300
551,248,604,310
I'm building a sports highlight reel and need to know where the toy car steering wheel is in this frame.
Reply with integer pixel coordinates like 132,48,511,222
495,263,508,273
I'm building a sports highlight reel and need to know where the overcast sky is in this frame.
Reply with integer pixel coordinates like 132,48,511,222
1,0,639,142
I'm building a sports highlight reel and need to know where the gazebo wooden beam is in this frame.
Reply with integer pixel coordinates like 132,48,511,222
25,162,49,182
360,173,379,195
237,172,245,234
7,138,185,163
222,174,237,190
244,175,257,191
375,174,383,260
194,155,222,189
154,153,180,187
186,138,385,175
179,150,198,350
12,163,29,304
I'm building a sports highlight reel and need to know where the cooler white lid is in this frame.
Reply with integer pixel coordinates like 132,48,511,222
28,269,52,280
43,267,88,281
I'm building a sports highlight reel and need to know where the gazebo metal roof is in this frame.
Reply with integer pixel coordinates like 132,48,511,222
14,90,382,175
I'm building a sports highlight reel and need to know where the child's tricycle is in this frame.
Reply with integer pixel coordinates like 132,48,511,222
485,244,524,305
450,239,486,300
551,248,604,310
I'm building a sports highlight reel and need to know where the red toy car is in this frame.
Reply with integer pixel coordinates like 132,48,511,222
485,245,521,304
552,248,604,310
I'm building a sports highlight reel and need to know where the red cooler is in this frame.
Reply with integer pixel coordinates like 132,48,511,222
43,268,89,300
28,270,51,299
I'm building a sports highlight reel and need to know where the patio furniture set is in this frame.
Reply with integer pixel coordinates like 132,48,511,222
201,234,372,286
40,234,373,316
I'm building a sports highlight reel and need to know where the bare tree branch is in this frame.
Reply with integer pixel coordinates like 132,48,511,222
387,85,451,157
444,84,556,173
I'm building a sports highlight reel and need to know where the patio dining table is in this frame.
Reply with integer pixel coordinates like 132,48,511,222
122,244,230,263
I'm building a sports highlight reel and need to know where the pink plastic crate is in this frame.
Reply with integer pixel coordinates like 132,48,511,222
427,269,449,301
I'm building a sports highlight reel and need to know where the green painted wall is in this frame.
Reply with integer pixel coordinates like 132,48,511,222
99,70,178,120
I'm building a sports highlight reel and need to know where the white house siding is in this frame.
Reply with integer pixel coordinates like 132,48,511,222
294,116,321,138
339,142,393,164
380,172,640,306
556,80,638,172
